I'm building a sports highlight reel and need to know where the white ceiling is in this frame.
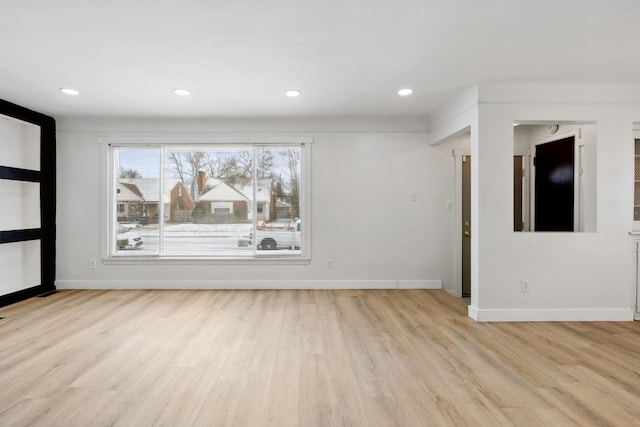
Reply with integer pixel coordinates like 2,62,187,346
1,0,639,118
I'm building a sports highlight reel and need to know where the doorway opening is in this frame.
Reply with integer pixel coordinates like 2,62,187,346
451,147,471,301
461,155,471,297
441,130,471,302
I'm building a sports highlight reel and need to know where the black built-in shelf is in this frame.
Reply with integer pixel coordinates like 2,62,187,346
0,165,41,182
0,98,56,308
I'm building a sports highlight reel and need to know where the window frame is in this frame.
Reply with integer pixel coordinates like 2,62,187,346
634,130,640,230
100,136,312,264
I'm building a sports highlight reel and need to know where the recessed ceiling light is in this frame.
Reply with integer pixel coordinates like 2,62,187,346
398,88,413,96
285,90,301,97
60,88,79,96
174,89,191,96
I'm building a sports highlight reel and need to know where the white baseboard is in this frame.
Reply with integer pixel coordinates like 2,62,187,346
445,289,461,298
468,305,634,322
55,279,442,290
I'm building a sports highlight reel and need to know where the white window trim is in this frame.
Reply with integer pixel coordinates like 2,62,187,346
98,135,314,146
633,129,640,231
99,135,313,264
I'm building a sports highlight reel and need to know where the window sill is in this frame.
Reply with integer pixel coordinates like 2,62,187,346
102,256,311,266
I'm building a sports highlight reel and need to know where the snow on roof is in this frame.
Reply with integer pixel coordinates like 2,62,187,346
193,177,223,201
236,178,271,203
199,182,249,202
118,177,271,203
119,178,183,203
117,183,144,202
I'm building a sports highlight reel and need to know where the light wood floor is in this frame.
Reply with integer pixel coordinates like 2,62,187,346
1,290,640,426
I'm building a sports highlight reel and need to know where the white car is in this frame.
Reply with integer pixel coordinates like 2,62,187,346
252,219,301,250
117,226,143,250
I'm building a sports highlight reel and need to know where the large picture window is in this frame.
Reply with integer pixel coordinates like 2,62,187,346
108,142,308,260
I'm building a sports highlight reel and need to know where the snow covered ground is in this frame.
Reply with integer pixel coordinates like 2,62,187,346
136,223,251,237
118,222,301,255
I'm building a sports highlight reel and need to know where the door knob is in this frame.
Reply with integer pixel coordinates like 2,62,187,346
464,231,470,236
464,221,470,227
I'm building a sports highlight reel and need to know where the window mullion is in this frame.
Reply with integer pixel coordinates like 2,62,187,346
158,146,165,255
252,147,258,256
111,147,119,256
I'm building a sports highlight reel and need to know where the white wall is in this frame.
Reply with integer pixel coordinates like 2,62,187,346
56,118,455,290
0,118,41,231
52,84,640,320
0,117,40,170
469,84,640,321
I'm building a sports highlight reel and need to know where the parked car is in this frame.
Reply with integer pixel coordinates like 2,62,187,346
117,226,143,250
253,219,301,250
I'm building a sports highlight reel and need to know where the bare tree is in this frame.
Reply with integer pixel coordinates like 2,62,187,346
286,149,300,183
234,150,273,182
167,152,186,183
204,152,229,179
255,150,274,178
166,151,206,198
204,152,244,185
167,148,277,196
119,168,142,178
274,175,285,200
212,150,274,186
286,149,301,218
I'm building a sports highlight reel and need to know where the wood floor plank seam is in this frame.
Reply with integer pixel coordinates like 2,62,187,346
1,289,640,426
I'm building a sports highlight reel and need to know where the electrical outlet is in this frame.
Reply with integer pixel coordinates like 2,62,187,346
326,259,333,269
446,200,453,210
409,192,417,202
521,279,530,293
89,258,97,269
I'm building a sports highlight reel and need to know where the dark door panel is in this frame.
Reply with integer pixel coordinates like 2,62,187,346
514,156,523,231
534,137,574,232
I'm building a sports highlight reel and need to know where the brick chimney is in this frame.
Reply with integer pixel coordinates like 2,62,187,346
197,171,206,194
